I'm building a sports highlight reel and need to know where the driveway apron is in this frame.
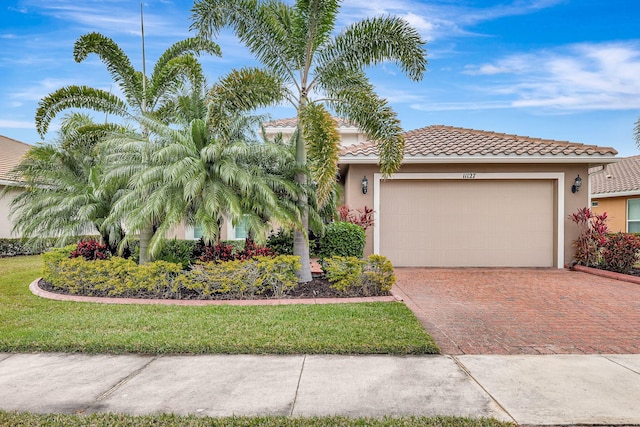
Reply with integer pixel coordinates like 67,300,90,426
393,268,640,355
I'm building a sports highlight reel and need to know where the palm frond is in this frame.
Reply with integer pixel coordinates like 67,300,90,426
73,32,143,108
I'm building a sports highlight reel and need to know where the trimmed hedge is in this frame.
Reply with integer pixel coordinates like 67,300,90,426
0,238,56,257
42,249,301,300
318,221,366,260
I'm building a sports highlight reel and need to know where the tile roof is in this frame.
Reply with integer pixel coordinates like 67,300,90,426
0,135,32,183
264,116,357,129
591,155,640,195
340,125,618,159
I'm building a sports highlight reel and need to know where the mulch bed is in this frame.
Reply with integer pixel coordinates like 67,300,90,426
39,275,389,301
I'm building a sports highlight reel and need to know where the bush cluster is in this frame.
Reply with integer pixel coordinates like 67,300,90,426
600,233,640,274
198,239,275,263
0,237,57,257
317,221,366,260
323,254,395,296
42,251,301,300
569,208,640,274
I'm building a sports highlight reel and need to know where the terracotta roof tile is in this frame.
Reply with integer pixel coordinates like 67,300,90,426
340,125,618,158
0,135,31,183
591,155,640,195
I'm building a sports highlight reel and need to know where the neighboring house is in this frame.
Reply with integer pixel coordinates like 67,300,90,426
0,135,32,238
591,155,640,233
261,122,617,268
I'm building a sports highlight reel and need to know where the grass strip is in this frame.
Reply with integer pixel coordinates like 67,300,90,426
0,412,514,427
0,256,438,354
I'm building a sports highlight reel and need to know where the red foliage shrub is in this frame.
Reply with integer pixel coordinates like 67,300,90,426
70,239,109,261
198,239,275,263
198,242,235,263
337,205,374,230
568,207,608,266
601,233,640,274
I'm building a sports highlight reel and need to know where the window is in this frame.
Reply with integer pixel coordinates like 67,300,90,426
591,201,599,208
193,224,204,239
227,215,250,240
628,199,640,232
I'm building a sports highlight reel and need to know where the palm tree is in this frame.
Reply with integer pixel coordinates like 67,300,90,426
191,0,427,281
35,32,221,263
103,71,301,257
7,113,126,252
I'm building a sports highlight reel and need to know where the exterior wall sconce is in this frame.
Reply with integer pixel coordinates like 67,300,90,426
571,175,582,193
361,176,368,194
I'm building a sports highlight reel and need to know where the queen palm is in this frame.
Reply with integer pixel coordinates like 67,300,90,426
7,113,126,252
192,0,427,281
35,32,221,263
104,71,301,256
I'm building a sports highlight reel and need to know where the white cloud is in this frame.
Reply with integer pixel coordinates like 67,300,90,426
461,42,640,111
0,119,36,129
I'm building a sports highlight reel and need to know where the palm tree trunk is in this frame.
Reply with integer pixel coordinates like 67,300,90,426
294,187,312,283
138,224,154,264
293,117,312,283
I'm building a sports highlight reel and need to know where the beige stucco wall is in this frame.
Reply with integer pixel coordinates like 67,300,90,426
342,162,590,267
591,196,629,232
0,185,23,238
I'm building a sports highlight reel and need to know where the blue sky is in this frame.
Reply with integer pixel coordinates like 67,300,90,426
1,0,640,156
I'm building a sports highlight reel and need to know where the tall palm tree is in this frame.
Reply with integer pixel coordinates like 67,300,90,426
104,71,301,257
35,32,221,263
191,0,427,281
7,113,126,252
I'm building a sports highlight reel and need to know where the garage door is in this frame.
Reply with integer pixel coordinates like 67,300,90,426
379,179,555,267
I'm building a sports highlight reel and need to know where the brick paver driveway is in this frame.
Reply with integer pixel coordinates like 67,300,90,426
393,268,640,355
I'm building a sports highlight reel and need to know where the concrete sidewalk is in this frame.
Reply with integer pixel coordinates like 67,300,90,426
1,353,640,424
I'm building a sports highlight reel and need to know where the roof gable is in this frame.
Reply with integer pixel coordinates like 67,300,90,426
0,135,32,184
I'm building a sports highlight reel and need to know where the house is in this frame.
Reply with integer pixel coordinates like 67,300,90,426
261,122,618,268
590,155,640,233
0,135,32,238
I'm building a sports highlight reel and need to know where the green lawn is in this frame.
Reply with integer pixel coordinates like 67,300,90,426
0,412,514,427
0,256,438,354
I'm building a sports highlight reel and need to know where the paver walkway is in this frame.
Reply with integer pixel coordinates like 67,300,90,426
393,268,640,355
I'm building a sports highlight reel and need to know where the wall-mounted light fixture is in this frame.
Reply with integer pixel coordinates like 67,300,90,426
571,175,582,193
361,176,368,194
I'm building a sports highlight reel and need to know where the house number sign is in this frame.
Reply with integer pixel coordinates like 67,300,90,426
462,173,476,179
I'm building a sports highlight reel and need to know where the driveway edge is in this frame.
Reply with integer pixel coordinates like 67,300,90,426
572,265,640,285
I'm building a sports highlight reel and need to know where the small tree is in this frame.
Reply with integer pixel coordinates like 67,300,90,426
568,207,609,266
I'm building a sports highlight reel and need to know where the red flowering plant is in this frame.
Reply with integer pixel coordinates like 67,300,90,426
69,239,109,261
568,207,609,267
337,205,374,230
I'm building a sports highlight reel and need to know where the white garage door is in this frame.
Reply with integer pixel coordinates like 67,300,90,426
379,179,555,267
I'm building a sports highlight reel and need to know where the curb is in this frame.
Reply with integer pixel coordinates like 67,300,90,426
29,278,402,306
571,265,640,285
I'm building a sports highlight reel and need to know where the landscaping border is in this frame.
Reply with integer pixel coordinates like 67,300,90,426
29,278,402,306
572,265,640,285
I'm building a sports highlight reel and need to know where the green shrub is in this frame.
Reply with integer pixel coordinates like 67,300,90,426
176,255,300,299
318,221,366,260
0,237,58,257
266,229,294,255
42,249,301,300
42,245,76,282
323,255,395,296
155,239,199,269
323,256,366,295
361,254,396,295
